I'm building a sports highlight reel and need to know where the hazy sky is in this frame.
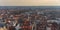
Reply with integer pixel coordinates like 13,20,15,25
0,0,60,6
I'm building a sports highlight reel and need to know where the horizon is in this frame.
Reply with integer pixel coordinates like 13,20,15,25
0,6,60,9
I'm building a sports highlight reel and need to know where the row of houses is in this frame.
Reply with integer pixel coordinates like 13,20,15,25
0,10,60,30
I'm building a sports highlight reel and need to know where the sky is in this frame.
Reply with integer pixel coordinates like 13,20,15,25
0,0,60,6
